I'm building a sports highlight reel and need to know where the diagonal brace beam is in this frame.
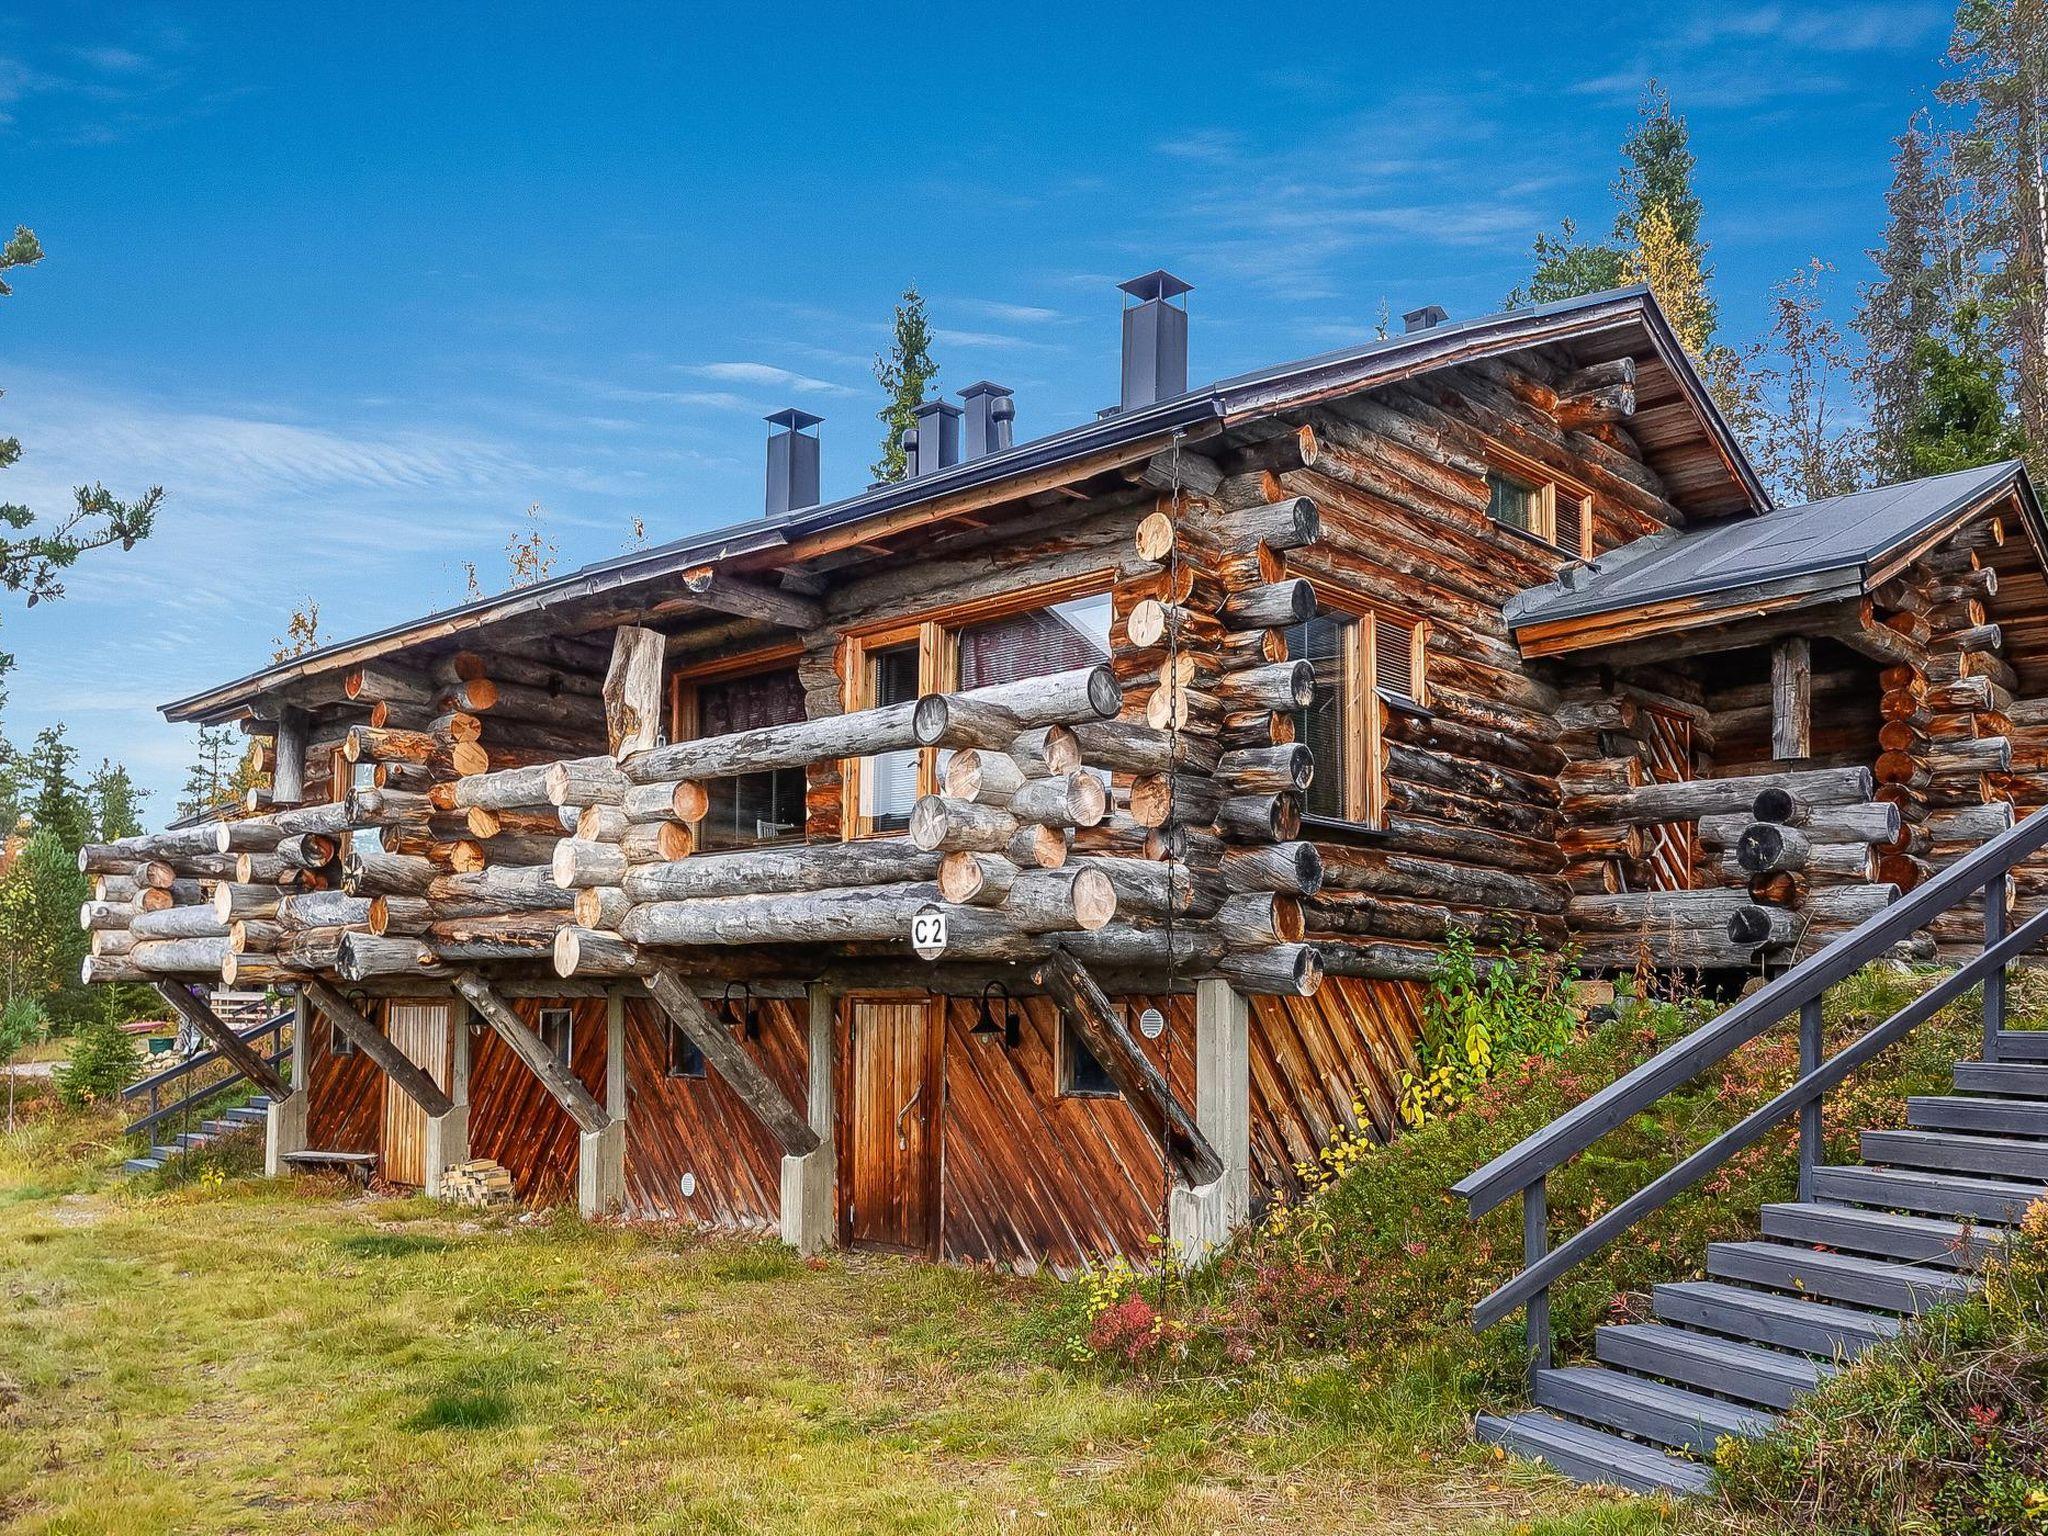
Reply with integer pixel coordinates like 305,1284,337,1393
1033,948,1224,1188
303,979,453,1118
452,973,608,1134
155,981,292,1100
645,967,820,1157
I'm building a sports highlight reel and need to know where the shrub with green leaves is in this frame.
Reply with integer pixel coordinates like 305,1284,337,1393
54,1011,140,1109
1399,929,1579,1127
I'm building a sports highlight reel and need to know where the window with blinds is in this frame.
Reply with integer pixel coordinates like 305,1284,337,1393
1487,462,1593,555
1374,613,1419,703
1283,600,1423,828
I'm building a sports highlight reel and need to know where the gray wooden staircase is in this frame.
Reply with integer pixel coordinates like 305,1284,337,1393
123,1097,272,1173
119,1011,291,1175
1456,810,2048,1496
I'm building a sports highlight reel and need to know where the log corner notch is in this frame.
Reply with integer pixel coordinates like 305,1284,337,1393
153,981,291,1100
643,965,820,1158
1030,947,1224,1189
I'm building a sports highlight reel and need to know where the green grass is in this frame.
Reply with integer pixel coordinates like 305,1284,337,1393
0,963,2004,1535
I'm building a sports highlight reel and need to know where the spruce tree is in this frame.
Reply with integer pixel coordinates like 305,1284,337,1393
85,760,145,842
1903,303,2030,474
1858,116,1957,481
871,286,938,483
176,726,238,821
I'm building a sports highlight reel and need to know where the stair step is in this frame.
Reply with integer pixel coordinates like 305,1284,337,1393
1708,1241,1973,1313
150,1144,182,1161
1991,1031,2048,1062
121,1157,164,1173
225,1107,269,1125
1811,1163,2044,1225
1654,1280,1899,1358
1863,1128,2048,1181
199,1120,242,1137
172,1133,214,1151
1474,1410,1712,1496
1909,1095,2048,1137
1535,1364,1775,1455
1596,1322,1827,1410
246,1095,272,1110
1953,1060,2048,1099
1761,1201,1999,1268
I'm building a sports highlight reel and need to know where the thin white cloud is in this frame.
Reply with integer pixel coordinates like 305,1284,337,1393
684,360,857,396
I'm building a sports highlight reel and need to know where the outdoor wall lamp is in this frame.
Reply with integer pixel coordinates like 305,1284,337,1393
972,981,1021,1049
719,981,757,1041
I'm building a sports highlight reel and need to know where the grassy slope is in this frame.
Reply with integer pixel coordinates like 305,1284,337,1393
0,965,1996,1535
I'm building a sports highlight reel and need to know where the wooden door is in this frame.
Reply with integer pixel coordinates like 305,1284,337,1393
840,997,935,1253
1641,707,1698,892
381,1001,453,1187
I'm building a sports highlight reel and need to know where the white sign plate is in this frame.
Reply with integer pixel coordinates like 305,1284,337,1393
911,910,948,961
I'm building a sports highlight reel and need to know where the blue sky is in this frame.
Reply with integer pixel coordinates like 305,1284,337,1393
0,2,1958,813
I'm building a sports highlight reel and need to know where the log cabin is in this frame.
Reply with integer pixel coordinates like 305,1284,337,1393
75,275,2048,1273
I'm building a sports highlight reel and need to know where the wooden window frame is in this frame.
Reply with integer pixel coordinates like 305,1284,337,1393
1057,1014,1122,1100
1294,579,1430,831
1487,450,1595,558
667,640,806,744
664,1018,707,1080
839,571,1115,841
537,1007,574,1067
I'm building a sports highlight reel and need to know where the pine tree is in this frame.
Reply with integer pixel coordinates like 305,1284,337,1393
176,725,239,821
1943,0,2048,469
871,286,938,482
1903,302,2030,473
85,760,145,842
23,724,88,850
1510,218,1628,308
1858,116,1958,481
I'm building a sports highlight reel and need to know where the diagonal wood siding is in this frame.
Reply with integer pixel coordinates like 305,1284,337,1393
621,994,805,1229
466,996,609,1209
304,1007,382,1155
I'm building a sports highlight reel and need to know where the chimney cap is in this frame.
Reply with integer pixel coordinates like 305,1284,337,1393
765,407,825,432
1403,304,1449,333
913,396,963,420
1119,269,1193,304
957,379,1014,400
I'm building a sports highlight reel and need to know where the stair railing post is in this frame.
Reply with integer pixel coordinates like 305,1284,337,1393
1985,872,2008,1061
1798,997,1823,1202
1523,1176,1549,1389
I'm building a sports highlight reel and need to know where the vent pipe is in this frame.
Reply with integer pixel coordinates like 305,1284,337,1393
901,397,963,478
764,408,823,516
958,381,1015,459
1403,304,1449,333
1119,270,1192,410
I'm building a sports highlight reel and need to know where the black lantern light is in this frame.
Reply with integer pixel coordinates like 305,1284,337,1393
972,981,1021,1049
719,981,757,1041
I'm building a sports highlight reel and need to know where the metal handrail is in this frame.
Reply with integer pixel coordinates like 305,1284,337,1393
1455,804,2048,1381
122,1011,293,1138
1455,807,2048,1216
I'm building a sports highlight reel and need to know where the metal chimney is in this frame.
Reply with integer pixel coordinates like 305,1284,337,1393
1119,270,1192,410
901,397,963,477
764,408,823,516
958,381,1015,458
1403,304,1449,333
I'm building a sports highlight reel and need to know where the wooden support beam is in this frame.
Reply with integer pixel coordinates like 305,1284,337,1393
643,966,821,1157
603,624,666,760
451,973,608,1135
680,565,824,630
153,981,291,1100
274,707,309,804
1772,636,1812,760
302,978,454,1118
1031,947,1224,1187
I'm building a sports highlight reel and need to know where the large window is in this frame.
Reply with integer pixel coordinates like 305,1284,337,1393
691,666,807,850
1486,460,1594,556
845,584,1112,838
1283,600,1424,829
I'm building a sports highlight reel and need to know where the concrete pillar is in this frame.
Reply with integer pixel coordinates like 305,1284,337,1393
1167,979,1251,1262
264,1089,308,1177
423,1104,470,1197
266,992,312,1177
577,1120,625,1217
780,985,837,1255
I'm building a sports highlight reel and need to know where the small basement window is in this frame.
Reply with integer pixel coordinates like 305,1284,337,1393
1060,1019,1120,1099
666,1020,706,1079
537,1008,574,1067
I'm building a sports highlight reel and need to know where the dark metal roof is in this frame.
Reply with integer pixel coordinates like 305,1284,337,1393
1505,459,2035,632
164,284,1762,723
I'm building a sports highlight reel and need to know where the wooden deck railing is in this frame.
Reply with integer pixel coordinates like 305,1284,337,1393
1455,805,2048,1384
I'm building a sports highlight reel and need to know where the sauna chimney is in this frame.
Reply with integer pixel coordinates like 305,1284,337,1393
958,381,1015,459
901,397,963,478
1119,270,1192,410
1403,304,1449,333
764,408,823,517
